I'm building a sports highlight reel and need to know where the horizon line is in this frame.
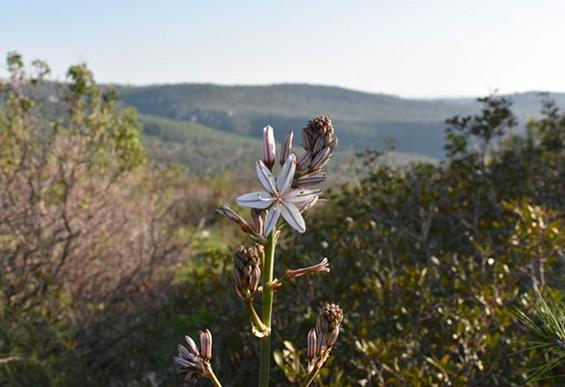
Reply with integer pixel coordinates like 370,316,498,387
108,80,564,101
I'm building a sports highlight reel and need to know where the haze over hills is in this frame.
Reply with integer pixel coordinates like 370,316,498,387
117,83,565,165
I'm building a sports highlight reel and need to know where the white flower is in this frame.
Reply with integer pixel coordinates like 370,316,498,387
236,154,320,235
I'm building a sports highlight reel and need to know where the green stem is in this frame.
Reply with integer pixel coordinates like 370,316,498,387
258,231,276,387
207,368,223,387
300,367,320,387
246,297,268,333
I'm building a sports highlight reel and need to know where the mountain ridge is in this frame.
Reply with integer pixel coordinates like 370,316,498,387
115,83,565,160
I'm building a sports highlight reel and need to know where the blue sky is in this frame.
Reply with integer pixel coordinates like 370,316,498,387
2,0,565,97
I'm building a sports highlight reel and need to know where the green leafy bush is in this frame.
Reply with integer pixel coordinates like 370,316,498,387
165,94,564,386
0,53,191,385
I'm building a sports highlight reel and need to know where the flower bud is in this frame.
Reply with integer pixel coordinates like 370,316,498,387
308,147,331,171
315,303,343,355
280,131,294,166
199,329,212,362
297,116,338,178
302,116,334,152
217,205,255,235
233,245,263,298
294,172,327,188
307,328,317,360
262,125,276,169
297,150,312,171
301,127,311,150
250,208,265,236
313,134,326,153
286,257,330,281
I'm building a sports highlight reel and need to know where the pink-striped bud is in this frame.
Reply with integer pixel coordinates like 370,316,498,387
301,127,311,150
250,209,265,237
217,205,255,235
308,147,331,171
294,172,327,188
297,150,312,171
261,125,276,169
280,131,294,166
199,329,212,362
307,328,318,360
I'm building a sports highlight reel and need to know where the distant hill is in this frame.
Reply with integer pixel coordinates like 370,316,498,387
118,83,565,160
140,114,260,176
140,114,435,179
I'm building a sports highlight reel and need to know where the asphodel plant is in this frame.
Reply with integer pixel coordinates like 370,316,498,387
175,117,343,386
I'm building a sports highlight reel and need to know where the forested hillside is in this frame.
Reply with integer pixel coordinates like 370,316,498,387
118,83,565,161
140,114,260,176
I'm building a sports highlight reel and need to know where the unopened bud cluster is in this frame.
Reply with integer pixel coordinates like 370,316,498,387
233,244,262,298
307,303,344,369
296,116,338,186
175,330,215,386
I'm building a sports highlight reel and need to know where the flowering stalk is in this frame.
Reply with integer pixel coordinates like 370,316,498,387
259,230,277,386
205,116,342,387
301,367,319,387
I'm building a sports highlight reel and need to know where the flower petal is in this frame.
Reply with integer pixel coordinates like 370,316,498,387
277,154,297,192
256,160,277,193
236,192,275,209
264,205,281,236
280,201,306,233
284,188,321,203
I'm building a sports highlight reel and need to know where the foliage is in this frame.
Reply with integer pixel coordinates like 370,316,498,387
0,53,191,385
271,95,564,386
516,292,565,382
159,94,564,386
2,53,565,386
